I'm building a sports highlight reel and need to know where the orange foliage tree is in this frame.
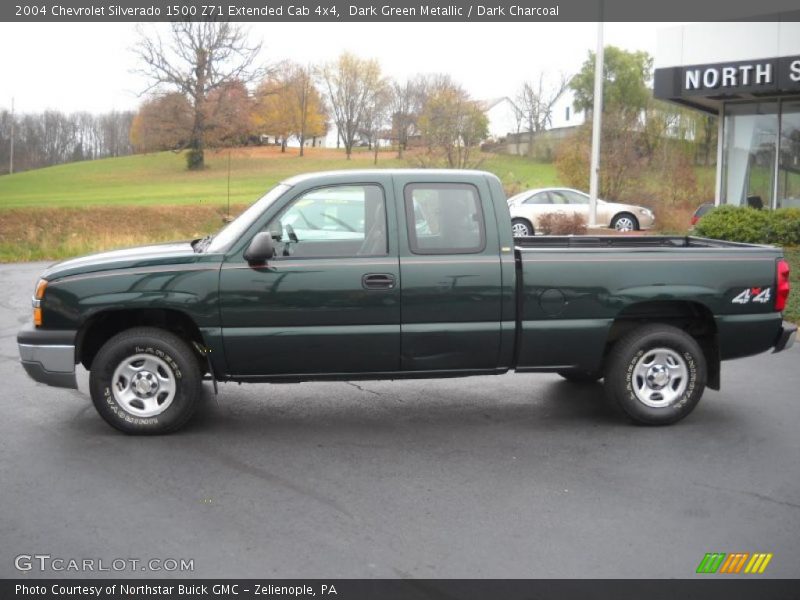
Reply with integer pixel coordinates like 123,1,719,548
252,64,327,154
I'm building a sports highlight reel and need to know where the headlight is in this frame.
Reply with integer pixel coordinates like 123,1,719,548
638,208,653,217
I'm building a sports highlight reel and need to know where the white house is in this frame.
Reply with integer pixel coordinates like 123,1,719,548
477,97,522,141
548,87,586,130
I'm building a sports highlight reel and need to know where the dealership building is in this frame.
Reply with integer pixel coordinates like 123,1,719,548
654,22,800,209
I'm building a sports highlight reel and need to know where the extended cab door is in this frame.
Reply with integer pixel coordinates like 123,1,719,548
394,174,505,372
219,177,400,377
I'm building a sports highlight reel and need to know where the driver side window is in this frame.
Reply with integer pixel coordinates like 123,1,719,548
266,185,388,258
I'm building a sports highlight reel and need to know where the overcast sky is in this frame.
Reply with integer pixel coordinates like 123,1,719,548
0,22,681,114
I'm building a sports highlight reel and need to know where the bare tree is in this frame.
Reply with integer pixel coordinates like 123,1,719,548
294,65,327,156
388,79,417,158
134,22,267,170
360,84,391,165
516,74,569,155
321,52,383,159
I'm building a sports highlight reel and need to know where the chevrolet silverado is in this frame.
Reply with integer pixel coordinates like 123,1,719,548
17,170,796,434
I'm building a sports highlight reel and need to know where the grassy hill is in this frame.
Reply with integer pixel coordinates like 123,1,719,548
0,147,560,261
0,146,560,210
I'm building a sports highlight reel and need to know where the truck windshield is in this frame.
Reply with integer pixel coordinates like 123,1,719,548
202,184,291,253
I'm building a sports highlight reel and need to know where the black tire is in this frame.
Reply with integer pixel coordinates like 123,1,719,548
89,327,202,435
604,324,706,425
512,218,534,237
557,369,603,383
611,213,640,231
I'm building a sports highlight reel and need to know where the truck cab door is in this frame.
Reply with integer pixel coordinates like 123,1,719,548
218,179,400,377
395,176,505,372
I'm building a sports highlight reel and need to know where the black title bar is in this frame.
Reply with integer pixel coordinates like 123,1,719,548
3,0,800,22
4,579,800,600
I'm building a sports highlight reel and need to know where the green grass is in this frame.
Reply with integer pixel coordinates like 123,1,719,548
0,148,410,210
480,154,560,192
783,247,800,325
0,147,563,262
0,148,562,211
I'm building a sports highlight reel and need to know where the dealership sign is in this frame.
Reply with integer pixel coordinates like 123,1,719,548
654,56,800,104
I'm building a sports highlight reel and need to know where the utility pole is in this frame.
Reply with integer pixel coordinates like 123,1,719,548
9,97,14,175
588,19,604,229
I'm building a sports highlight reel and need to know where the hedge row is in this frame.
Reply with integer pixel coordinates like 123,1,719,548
694,206,800,246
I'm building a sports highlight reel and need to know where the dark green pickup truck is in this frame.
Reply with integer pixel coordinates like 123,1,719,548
17,169,796,434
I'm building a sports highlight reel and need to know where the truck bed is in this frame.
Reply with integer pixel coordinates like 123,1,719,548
512,235,784,373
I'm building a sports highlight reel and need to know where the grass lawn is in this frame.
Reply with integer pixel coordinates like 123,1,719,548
0,147,408,210
0,147,562,210
0,147,563,261
783,247,800,325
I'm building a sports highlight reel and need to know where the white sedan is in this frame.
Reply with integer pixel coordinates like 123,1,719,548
507,187,655,236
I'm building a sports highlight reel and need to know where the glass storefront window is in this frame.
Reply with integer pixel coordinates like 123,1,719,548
778,102,800,209
721,103,778,208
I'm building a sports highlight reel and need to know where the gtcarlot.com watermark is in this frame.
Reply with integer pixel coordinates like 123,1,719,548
14,554,194,573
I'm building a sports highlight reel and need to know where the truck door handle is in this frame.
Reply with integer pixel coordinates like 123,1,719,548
362,273,396,290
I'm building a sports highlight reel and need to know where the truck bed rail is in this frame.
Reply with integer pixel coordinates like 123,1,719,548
513,235,770,249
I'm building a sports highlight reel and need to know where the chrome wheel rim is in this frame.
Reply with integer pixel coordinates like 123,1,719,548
111,353,176,417
512,222,530,236
614,217,635,231
632,348,688,408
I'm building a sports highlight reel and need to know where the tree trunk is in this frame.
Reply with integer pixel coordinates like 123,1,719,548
188,99,206,170
188,51,208,171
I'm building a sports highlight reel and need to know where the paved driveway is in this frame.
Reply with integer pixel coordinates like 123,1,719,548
1,262,798,578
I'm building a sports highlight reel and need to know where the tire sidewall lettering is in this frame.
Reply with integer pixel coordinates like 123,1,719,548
625,343,698,410
101,344,184,427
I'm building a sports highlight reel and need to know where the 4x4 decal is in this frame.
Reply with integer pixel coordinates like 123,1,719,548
732,287,771,305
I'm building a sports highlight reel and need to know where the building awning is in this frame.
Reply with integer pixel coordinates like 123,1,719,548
654,57,800,114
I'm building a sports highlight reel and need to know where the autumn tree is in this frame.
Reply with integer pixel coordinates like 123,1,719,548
252,63,327,154
134,22,267,170
205,80,254,148
417,81,488,169
129,93,192,153
321,53,384,159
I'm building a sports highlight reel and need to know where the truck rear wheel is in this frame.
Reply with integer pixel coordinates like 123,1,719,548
604,324,706,425
89,327,201,435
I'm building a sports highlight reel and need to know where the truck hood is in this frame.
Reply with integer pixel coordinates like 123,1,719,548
41,241,202,281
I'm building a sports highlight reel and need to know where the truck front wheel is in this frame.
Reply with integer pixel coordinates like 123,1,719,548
89,327,202,434
604,324,706,425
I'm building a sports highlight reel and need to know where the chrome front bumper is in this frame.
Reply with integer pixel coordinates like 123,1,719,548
17,325,77,389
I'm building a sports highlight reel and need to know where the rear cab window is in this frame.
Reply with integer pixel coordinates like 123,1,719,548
404,183,486,254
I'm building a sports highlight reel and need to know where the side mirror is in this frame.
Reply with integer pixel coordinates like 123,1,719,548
243,232,276,264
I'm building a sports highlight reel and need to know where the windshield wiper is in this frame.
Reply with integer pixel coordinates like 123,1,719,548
192,234,214,253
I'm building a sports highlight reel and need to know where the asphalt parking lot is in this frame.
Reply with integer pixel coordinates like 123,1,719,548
1,261,799,579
